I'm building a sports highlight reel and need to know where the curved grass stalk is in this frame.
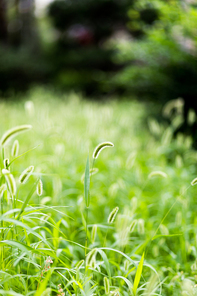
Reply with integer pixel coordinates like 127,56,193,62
92,142,114,159
0,125,32,147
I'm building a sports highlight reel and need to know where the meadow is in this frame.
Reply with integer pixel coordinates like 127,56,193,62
0,88,197,295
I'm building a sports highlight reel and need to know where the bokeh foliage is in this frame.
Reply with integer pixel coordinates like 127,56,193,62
1,0,197,135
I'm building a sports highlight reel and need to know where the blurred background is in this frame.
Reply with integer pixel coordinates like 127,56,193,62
1,0,197,141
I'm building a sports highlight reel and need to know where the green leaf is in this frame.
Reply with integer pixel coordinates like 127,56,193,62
0,217,50,247
152,233,182,241
53,219,62,249
133,252,144,296
100,247,137,268
125,266,136,278
84,155,90,207
0,240,34,259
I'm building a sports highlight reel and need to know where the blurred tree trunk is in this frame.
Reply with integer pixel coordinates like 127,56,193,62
19,0,34,44
0,0,8,43
11,0,40,50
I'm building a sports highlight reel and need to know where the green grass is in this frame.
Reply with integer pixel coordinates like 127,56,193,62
0,88,197,295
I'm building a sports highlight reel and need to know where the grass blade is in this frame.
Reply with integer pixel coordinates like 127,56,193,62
152,233,182,241
133,252,144,295
34,268,53,296
97,249,111,277
114,276,133,294
84,155,90,207
0,240,34,259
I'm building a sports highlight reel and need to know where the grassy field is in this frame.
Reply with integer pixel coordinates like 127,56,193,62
0,88,197,295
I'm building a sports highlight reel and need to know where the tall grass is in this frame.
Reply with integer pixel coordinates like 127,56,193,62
0,88,197,295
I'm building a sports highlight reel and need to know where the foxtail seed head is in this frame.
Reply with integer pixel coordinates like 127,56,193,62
3,158,9,170
0,184,6,198
108,207,119,224
129,219,137,233
104,277,110,295
86,248,97,267
76,259,84,269
37,179,43,196
148,171,167,179
0,125,32,146
137,219,145,235
11,140,19,158
93,141,114,159
19,166,34,184
124,260,130,271
191,177,197,186
3,172,16,196
91,224,97,243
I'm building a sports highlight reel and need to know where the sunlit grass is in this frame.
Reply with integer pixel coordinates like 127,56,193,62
0,88,197,295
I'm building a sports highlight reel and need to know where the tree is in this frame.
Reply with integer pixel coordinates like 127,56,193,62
46,0,159,94
109,0,197,144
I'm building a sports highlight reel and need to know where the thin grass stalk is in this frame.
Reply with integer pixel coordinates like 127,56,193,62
0,179,7,271
84,143,113,274
84,206,89,277
85,206,89,259
84,157,95,277
103,228,109,247
151,185,191,240
138,183,193,266
2,147,4,162
1,182,4,240
1,148,4,264
17,179,40,220
1,179,4,271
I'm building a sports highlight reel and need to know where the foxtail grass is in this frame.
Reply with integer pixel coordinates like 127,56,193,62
37,179,43,196
104,277,110,295
19,166,34,184
148,171,167,179
0,184,6,199
86,248,97,268
92,141,114,160
11,140,19,158
108,207,119,223
3,159,9,170
84,142,114,272
191,177,197,186
3,171,16,196
0,125,32,146
91,224,97,244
